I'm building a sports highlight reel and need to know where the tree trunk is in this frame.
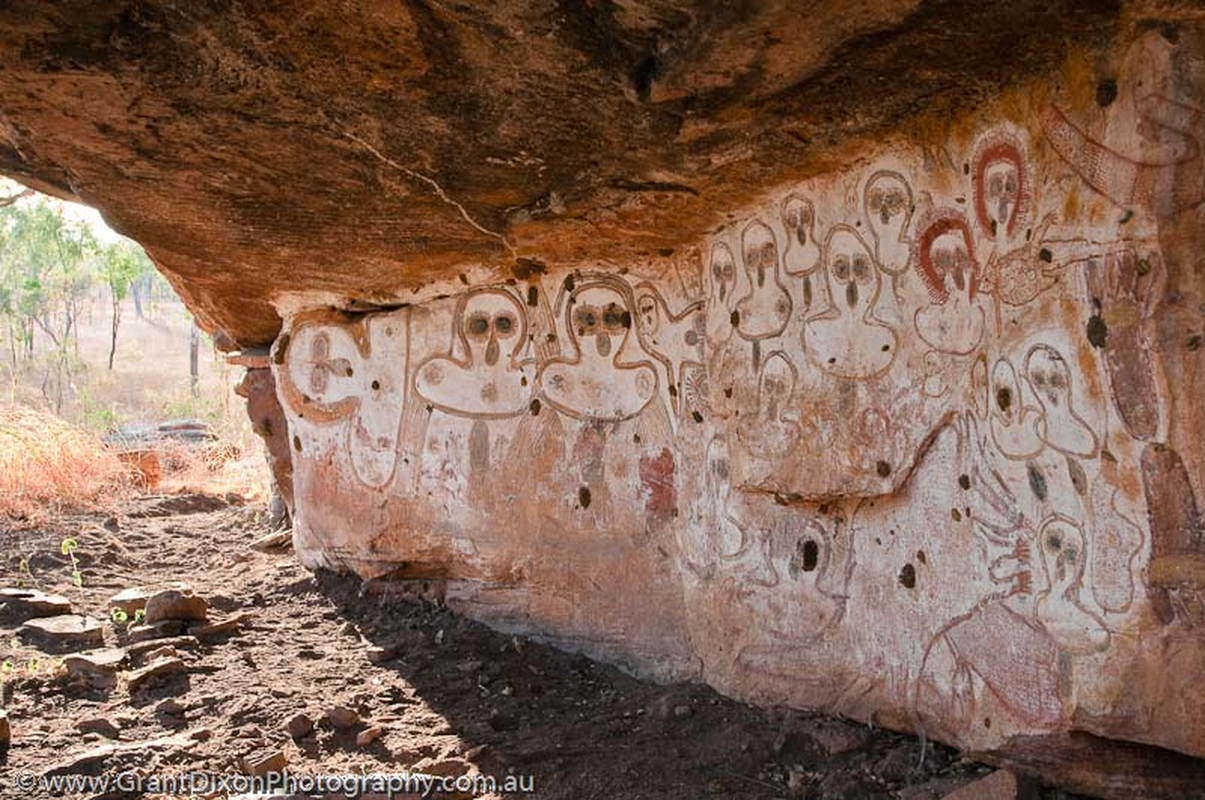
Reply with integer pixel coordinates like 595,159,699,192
189,322,200,397
108,291,121,370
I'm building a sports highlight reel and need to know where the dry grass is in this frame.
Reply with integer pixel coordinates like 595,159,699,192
154,437,271,502
0,405,130,520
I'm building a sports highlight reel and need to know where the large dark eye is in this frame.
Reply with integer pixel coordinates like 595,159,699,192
575,305,598,334
868,189,883,211
467,313,490,338
761,243,776,264
494,313,515,336
1046,533,1062,551
712,264,723,280
602,302,625,330
852,254,870,282
833,256,850,281
723,263,735,280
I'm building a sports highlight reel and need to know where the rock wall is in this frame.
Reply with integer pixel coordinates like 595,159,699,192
273,27,1205,761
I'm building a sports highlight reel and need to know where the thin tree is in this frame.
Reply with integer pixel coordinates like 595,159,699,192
98,240,152,369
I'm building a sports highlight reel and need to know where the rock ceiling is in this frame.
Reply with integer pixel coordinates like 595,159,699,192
0,0,1120,344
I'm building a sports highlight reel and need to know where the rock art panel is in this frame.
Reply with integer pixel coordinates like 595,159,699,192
274,26,1205,765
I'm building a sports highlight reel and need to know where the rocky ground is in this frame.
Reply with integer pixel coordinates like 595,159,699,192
0,492,1082,799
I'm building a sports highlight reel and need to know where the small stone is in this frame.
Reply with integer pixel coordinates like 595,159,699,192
943,769,1026,800
188,611,250,638
325,705,360,729
462,743,488,760
63,648,127,679
20,615,105,649
108,588,151,616
365,644,396,664
126,656,187,692
128,619,187,642
647,692,690,721
144,588,208,624
76,717,120,739
0,709,10,745
239,748,288,777
155,698,185,716
356,725,384,747
143,645,179,662
673,703,692,718
285,712,314,740
807,719,871,755
127,635,198,657
0,588,73,617
249,529,292,551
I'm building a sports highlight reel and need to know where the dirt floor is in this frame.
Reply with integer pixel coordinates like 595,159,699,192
0,492,1083,799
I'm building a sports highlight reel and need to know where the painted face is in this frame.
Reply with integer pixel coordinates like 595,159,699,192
826,227,877,312
916,213,978,304
636,291,660,336
865,173,910,231
460,291,522,367
985,161,1020,233
758,353,795,421
931,231,974,296
305,330,354,396
972,133,1028,238
991,359,1023,423
742,220,779,288
1041,518,1085,589
782,196,815,246
1026,345,1072,409
570,286,630,359
710,242,737,303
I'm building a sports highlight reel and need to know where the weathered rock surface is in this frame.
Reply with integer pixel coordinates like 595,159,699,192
108,587,151,616
239,748,288,777
144,588,208,624
0,588,73,618
63,648,128,680
0,1,1121,346
125,655,187,692
265,14,1205,770
2,0,1205,788
75,717,121,740
20,615,104,649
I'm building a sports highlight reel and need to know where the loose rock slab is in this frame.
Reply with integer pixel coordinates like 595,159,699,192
125,656,187,692
0,588,72,617
20,615,104,649
108,587,152,616
76,717,121,739
144,588,208,624
240,748,288,777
